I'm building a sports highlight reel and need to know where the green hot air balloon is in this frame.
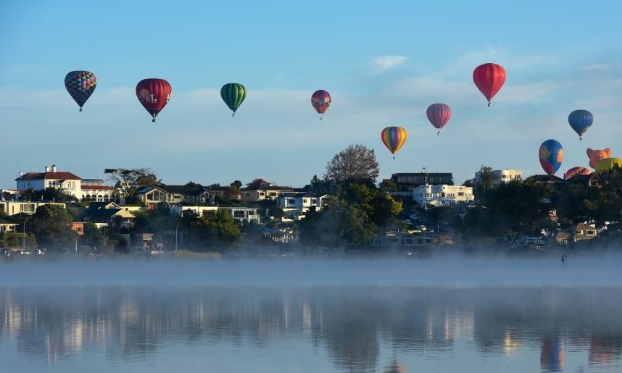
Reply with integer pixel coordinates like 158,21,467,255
220,83,247,117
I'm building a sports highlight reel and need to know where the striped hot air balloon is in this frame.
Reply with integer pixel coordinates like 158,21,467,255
381,127,407,159
221,83,247,117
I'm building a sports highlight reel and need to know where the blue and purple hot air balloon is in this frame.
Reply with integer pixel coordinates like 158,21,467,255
539,139,564,175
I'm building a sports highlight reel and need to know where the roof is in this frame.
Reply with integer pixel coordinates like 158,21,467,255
0,218,18,226
159,185,207,195
15,171,81,181
81,185,115,190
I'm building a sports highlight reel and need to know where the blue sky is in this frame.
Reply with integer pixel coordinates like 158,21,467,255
2,1,621,189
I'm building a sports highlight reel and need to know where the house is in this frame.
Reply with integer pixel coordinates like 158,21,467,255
475,169,523,187
241,179,304,202
555,222,598,244
275,192,327,221
0,218,19,234
390,172,454,192
82,202,135,228
14,164,116,201
412,184,474,209
0,201,66,216
137,185,218,209
372,231,431,249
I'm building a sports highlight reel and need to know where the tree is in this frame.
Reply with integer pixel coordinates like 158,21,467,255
323,144,380,186
22,187,79,204
104,167,160,204
30,205,77,253
474,165,498,198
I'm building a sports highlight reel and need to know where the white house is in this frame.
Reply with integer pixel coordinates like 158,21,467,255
276,192,327,221
475,169,523,187
15,165,115,201
0,201,66,216
412,184,474,208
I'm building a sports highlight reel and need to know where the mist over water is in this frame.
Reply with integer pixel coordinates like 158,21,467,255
2,253,622,372
2,252,622,288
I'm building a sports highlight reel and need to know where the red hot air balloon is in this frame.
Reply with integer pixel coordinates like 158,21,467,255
311,90,331,120
136,78,172,122
426,103,452,135
473,63,506,107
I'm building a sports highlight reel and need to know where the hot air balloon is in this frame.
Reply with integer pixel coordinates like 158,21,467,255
473,63,506,106
539,139,564,175
381,127,407,159
564,166,590,180
221,83,246,117
596,157,622,173
64,70,97,112
136,78,172,123
311,90,331,120
568,109,593,140
426,103,452,135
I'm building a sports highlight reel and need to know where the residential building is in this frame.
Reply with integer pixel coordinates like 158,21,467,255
0,218,18,234
474,169,523,187
275,192,327,221
14,165,115,201
81,202,136,229
241,179,304,202
390,172,454,192
138,185,218,209
412,184,474,208
0,201,66,216
555,222,598,244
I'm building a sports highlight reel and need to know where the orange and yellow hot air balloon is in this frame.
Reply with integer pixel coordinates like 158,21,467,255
381,127,407,159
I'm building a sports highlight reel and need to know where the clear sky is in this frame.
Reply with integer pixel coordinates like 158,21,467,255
2,1,621,189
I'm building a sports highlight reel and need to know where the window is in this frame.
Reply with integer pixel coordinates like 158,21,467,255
233,211,245,218
287,199,295,205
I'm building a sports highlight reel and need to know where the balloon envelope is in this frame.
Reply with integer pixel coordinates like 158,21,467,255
221,83,247,116
595,157,622,173
65,70,97,111
473,63,506,106
564,166,590,180
311,90,331,117
426,103,451,134
381,127,407,157
568,109,593,140
539,139,564,175
136,78,172,122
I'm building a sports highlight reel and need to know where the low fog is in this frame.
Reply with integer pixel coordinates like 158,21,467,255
2,252,621,288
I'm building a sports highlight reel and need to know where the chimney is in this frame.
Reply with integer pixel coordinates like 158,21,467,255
45,166,49,172
52,164,57,172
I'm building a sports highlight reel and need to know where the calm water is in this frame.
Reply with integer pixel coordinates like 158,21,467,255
1,254,621,373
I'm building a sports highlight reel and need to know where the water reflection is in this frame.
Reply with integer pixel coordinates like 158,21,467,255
1,286,622,372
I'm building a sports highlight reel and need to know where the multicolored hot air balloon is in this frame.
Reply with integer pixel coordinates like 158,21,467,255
136,78,172,123
381,126,407,159
568,109,593,140
473,63,506,107
564,166,590,180
64,70,97,112
221,83,246,117
426,103,452,135
539,139,564,175
311,90,331,120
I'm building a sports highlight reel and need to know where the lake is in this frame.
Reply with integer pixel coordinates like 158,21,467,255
1,253,621,372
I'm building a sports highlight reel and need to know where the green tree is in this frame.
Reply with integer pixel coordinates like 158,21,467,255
30,205,77,253
22,187,79,204
104,167,160,203
474,165,498,198
299,182,401,249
